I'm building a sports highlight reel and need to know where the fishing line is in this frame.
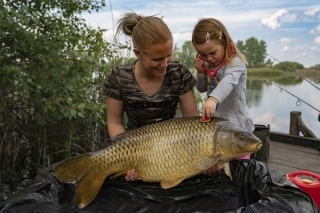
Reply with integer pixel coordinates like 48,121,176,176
272,82,320,122
267,53,320,91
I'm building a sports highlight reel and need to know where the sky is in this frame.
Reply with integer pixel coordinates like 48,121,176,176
82,0,320,68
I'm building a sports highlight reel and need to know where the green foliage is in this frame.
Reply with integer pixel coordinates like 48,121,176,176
248,68,283,76
310,64,320,70
236,40,245,54
272,61,304,72
0,0,134,194
1,0,110,125
272,75,303,85
173,41,196,69
175,38,270,70
265,59,274,68
236,37,268,68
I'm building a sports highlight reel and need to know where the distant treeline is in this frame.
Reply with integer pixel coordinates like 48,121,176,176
173,39,320,71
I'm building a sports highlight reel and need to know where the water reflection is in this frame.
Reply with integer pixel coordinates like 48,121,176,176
247,75,320,138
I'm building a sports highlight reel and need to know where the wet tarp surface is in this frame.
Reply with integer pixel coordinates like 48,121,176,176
0,160,319,213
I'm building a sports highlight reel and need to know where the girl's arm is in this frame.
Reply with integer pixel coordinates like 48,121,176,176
194,56,207,93
179,89,199,117
106,96,125,139
208,58,245,103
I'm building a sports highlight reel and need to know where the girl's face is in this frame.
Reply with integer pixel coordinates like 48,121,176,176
135,39,173,77
194,40,225,67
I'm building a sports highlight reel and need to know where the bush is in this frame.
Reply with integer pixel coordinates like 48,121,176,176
310,64,320,70
272,61,304,72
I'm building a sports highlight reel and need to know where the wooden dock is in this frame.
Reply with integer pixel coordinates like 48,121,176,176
268,132,320,175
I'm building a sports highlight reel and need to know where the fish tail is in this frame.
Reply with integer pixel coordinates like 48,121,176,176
54,154,105,208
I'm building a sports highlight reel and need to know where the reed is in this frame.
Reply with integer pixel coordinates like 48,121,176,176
248,68,284,76
296,68,320,80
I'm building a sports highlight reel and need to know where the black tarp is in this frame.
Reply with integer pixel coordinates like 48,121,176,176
0,160,319,213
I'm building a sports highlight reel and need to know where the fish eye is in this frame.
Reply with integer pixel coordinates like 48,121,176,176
240,134,246,141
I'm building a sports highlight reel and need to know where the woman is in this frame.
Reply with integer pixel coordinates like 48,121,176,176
103,12,199,181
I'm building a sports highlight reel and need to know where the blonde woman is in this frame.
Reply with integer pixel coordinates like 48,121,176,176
103,12,199,181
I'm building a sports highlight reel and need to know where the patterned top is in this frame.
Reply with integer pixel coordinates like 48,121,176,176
195,56,254,132
103,60,196,130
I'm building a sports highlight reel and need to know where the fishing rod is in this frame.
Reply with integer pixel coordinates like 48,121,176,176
272,82,320,122
267,53,320,91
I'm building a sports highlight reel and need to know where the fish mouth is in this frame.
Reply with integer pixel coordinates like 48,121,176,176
255,143,263,151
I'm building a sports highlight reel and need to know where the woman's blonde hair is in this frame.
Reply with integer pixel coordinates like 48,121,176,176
116,12,173,53
192,18,247,65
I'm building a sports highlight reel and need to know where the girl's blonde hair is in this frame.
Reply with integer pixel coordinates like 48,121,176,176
192,18,247,65
116,12,173,53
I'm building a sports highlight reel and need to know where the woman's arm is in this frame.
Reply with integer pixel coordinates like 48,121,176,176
107,97,143,181
106,96,125,139
106,97,141,181
179,89,199,117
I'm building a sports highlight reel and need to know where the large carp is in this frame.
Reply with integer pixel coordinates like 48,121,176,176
54,116,262,208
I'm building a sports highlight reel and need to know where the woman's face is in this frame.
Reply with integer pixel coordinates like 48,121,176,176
194,40,225,67
135,39,173,77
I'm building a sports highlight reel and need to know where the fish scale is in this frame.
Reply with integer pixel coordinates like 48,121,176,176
54,116,262,208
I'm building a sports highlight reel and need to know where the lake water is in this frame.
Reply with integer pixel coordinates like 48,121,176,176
246,75,320,138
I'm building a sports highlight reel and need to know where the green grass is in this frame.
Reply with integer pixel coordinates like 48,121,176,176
248,68,284,76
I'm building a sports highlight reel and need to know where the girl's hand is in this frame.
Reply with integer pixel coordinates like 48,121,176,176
194,54,206,78
201,97,219,119
125,169,141,181
203,163,225,176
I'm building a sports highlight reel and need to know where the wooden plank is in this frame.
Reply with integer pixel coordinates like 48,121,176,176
270,140,319,154
270,131,320,148
268,140,320,175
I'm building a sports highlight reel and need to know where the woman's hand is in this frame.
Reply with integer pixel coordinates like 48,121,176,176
124,169,141,181
203,163,225,176
195,54,206,78
201,97,219,119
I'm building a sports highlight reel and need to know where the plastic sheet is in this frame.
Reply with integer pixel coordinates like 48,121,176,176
0,160,319,213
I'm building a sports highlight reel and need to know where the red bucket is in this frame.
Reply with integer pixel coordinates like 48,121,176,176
287,170,320,209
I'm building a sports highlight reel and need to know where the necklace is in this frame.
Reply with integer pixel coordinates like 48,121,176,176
202,43,235,89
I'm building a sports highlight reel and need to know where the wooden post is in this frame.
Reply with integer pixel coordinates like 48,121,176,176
289,111,300,136
289,111,317,139
298,116,317,138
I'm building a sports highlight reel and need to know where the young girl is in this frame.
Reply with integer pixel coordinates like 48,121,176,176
192,18,254,163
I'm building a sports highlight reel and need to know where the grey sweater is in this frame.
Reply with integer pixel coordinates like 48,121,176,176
195,56,254,132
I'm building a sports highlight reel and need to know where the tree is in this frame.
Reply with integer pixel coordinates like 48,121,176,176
1,0,111,123
236,40,245,54
173,41,197,69
236,37,267,68
265,59,274,68
0,0,134,197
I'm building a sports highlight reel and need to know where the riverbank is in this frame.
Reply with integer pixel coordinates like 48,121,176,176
248,67,320,77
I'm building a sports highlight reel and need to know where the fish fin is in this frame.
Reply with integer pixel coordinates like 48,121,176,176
76,174,105,209
161,177,186,189
195,154,220,170
223,162,233,181
54,154,90,183
54,154,106,209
